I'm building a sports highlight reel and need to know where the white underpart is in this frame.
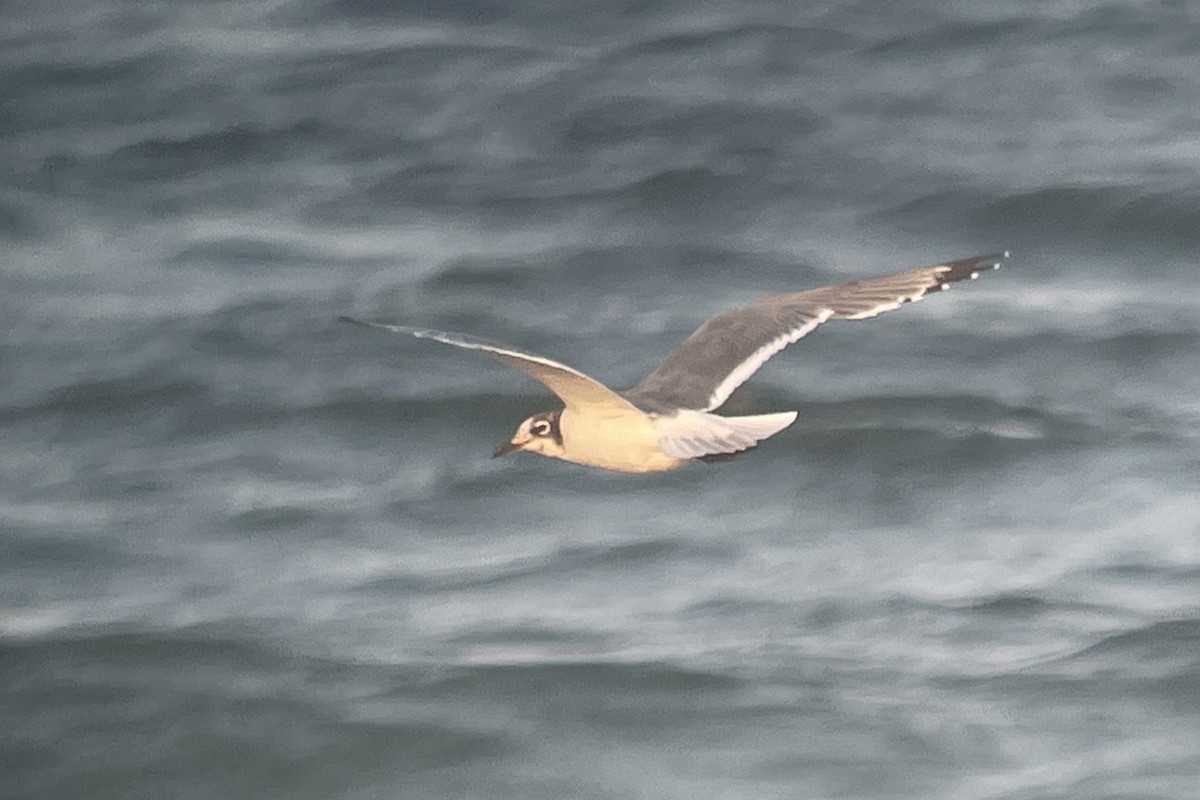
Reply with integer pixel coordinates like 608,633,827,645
656,409,799,459
703,311,832,412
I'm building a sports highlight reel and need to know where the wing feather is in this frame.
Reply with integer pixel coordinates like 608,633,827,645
624,252,1006,412
655,410,798,459
339,317,641,414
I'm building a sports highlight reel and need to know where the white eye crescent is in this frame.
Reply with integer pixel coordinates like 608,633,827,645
531,420,551,436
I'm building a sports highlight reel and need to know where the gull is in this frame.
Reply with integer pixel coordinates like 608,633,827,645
341,251,1006,473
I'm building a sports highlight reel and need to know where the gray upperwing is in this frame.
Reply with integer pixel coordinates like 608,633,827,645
623,252,1007,412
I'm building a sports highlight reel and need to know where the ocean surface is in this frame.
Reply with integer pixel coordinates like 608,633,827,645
3,1,1200,798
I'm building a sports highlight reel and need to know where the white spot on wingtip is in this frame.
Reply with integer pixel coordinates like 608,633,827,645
1003,250,1010,258
970,272,979,279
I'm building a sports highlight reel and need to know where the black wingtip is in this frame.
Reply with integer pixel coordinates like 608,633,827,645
936,251,1009,286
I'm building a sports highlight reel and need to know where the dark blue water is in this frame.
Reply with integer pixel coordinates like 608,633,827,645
3,1,1200,798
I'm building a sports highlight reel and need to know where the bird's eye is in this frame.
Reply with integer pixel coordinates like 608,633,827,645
531,420,551,436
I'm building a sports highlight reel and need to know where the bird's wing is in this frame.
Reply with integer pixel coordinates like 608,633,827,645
654,410,798,459
338,317,643,415
624,252,1007,412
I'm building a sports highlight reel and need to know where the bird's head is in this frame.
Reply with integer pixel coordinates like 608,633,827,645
493,409,565,461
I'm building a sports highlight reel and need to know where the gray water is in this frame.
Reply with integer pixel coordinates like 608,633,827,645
3,1,1200,798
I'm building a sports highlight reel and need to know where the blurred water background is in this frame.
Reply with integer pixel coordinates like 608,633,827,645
3,1,1200,798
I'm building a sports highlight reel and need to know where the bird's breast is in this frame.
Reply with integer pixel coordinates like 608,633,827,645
558,408,688,474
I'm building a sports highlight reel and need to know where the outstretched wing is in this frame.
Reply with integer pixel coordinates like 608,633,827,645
624,252,1007,412
339,317,642,415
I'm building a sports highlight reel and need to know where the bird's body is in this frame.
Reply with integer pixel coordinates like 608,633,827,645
559,406,685,473
342,251,1006,474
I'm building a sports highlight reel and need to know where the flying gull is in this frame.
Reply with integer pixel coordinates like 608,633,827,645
341,251,1006,473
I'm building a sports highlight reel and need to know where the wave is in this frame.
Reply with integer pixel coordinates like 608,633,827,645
1,625,515,792
1008,619,1200,705
413,658,743,697
354,535,736,596
875,185,1200,255
1057,618,1200,668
